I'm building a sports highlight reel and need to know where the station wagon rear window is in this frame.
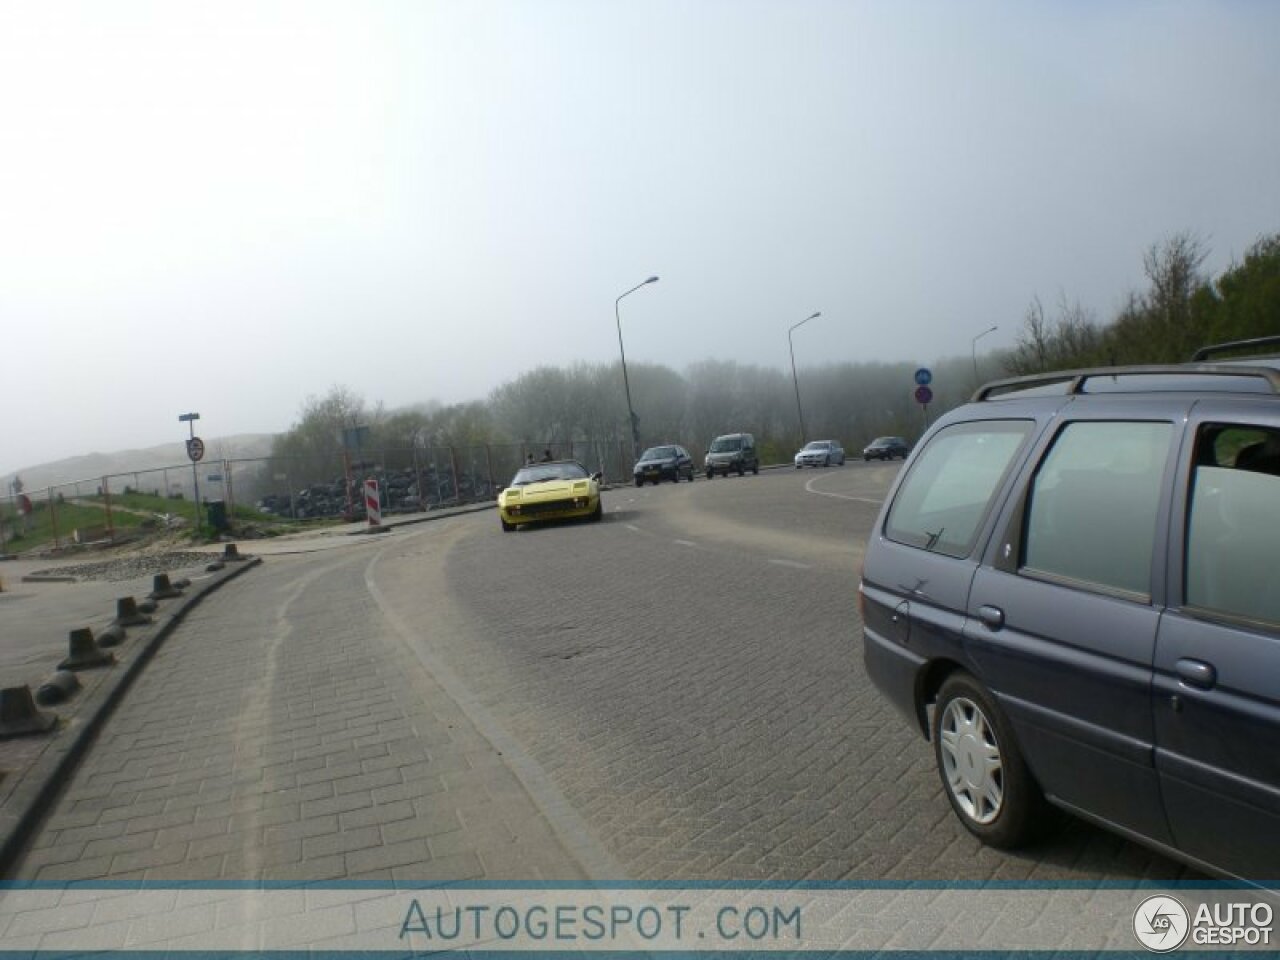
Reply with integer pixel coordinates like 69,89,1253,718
885,420,1032,558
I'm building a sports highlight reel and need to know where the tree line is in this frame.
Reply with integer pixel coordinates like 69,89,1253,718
264,229,1279,490
1005,231,1280,374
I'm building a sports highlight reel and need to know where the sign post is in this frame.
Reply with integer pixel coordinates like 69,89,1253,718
913,368,934,430
179,413,202,533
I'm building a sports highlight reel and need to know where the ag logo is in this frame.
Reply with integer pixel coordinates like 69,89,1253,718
1133,895,1190,952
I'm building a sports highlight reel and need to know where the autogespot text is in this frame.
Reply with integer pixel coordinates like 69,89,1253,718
400,900,802,947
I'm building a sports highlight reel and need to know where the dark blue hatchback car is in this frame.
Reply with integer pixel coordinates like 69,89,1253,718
861,338,1280,881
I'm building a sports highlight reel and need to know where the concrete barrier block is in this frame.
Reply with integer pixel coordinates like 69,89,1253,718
113,596,153,627
58,627,116,671
0,686,58,739
149,573,184,600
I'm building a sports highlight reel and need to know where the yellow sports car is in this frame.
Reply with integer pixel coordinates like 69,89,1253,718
498,460,603,531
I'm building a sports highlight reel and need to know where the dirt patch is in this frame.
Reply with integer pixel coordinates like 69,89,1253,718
29,551,214,583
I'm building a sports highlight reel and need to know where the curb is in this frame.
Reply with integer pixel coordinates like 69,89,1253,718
0,556,262,879
343,500,496,536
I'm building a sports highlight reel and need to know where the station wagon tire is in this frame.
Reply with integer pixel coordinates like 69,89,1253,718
590,501,603,522
752,464,758,474
500,517,515,532
932,672,1046,849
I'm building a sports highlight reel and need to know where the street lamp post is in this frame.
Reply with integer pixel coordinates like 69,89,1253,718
615,275,659,463
788,311,821,446
971,324,998,385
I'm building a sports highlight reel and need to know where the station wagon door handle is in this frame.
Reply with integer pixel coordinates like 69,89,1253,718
976,605,1005,631
1175,658,1218,690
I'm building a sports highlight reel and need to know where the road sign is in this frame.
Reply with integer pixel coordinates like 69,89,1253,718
186,437,205,462
206,474,223,483
914,368,933,386
914,385,934,405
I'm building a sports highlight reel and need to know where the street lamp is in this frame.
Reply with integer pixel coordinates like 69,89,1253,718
788,311,821,446
971,324,998,384
615,275,659,463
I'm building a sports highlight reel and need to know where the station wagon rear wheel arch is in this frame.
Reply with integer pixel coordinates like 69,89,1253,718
916,658,966,740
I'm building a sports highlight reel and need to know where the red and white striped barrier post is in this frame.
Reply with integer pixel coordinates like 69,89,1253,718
363,478,381,527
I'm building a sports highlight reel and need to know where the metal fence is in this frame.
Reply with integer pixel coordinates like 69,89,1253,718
0,440,637,551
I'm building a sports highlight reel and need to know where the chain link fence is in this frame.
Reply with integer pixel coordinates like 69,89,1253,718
0,441,637,552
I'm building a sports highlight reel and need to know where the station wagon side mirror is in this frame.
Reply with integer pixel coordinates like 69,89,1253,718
591,472,603,483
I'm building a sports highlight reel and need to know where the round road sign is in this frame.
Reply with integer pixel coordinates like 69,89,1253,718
186,437,206,462
914,367,933,386
914,385,934,405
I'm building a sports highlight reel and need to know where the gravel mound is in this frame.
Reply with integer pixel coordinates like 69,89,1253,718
30,552,213,583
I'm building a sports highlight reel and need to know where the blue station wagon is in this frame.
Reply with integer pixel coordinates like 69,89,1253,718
860,337,1280,881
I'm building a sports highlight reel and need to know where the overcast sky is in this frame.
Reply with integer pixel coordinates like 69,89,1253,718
2,0,1278,476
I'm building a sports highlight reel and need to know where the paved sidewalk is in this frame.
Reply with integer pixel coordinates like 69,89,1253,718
4,509,588,888
0,501,504,874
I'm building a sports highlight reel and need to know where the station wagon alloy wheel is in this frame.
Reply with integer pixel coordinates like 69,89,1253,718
938,696,1003,824
931,673,1045,847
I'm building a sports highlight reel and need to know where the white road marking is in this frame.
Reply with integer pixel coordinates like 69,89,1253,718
768,558,811,570
804,474,884,504
673,539,697,547
626,524,640,532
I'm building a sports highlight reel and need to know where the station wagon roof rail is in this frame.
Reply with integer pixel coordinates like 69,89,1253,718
1191,333,1280,362
972,363,1280,402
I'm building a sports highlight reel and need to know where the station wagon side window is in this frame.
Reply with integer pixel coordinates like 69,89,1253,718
1185,424,1280,626
885,420,1031,558
1020,421,1173,598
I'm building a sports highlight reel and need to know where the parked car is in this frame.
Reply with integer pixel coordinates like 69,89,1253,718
497,460,602,531
862,436,911,460
704,433,759,478
794,440,846,468
859,337,1280,881
633,444,695,485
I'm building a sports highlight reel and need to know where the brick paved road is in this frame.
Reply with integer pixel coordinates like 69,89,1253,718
381,464,1192,882
13,538,588,882
10,462,1191,883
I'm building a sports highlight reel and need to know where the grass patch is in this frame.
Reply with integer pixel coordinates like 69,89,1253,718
0,489,329,556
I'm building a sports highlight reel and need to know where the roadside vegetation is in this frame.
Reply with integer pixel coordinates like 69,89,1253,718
271,229,1280,476
1006,231,1280,373
0,488,326,556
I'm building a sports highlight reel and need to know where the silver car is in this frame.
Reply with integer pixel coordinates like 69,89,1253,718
794,440,845,468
